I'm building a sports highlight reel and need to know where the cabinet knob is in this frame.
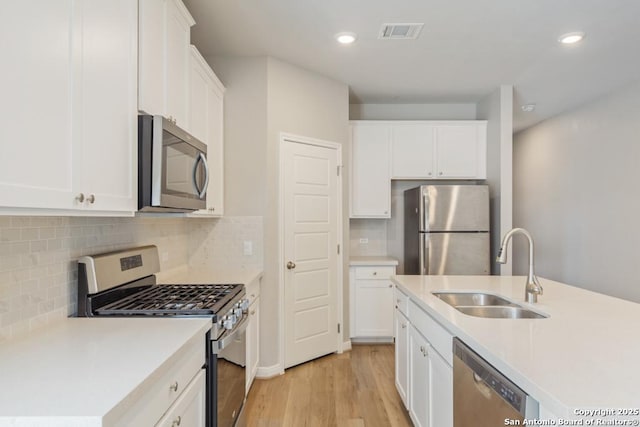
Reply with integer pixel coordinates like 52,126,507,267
172,416,182,427
388,284,392,288
250,310,256,315
286,261,296,270
428,172,432,176
86,194,95,204
439,172,443,176
75,193,85,203
401,323,406,329
384,211,388,214
373,271,377,275
169,381,179,392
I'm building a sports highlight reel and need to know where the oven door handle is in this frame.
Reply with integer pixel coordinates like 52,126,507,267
211,314,249,354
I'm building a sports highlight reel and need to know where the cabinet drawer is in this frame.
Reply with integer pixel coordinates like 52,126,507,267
156,369,206,427
395,287,409,316
409,300,453,366
354,266,395,280
116,334,205,426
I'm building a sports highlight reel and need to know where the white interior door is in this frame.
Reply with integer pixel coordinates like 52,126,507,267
283,138,339,369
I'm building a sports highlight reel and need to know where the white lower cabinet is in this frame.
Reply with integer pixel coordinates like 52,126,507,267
409,327,431,427
245,277,261,394
156,370,206,427
350,265,396,339
394,309,410,407
395,291,453,427
114,334,206,426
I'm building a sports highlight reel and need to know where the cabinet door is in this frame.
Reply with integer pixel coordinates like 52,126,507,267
0,1,77,211
78,0,137,213
156,370,206,427
395,309,410,408
435,125,480,178
430,349,453,427
391,124,435,179
188,47,225,217
246,297,260,394
164,0,194,129
138,0,165,115
354,280,394,337
409,327,431,427
350,124,391,218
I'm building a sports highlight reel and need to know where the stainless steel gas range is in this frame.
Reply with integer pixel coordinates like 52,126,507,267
77,245,247,427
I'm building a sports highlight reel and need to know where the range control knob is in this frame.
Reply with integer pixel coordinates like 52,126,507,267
223,316,235,330
233,307,243,317
240,299,250,311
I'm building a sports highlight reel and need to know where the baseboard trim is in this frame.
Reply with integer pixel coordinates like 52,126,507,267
342,340,352,352
351,337,394,344
255,363,284,379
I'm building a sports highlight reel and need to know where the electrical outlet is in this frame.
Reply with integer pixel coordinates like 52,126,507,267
359,238,369,244
243,241,253,256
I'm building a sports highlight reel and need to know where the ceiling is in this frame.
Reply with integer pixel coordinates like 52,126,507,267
183,0,640,131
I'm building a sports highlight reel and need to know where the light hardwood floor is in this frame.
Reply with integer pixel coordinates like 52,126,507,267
244,344,413,427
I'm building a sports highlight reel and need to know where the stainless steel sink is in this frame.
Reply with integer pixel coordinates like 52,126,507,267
432,292,514,307
432,291,549,319
455,306,548,319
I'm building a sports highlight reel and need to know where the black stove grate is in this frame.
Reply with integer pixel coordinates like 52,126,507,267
94,283,242,316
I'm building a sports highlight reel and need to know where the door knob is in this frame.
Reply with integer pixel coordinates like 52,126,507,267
287,261,296,270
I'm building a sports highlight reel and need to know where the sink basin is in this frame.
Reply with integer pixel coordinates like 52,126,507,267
432,292,514,307
455,306,548,319
432,291,549,319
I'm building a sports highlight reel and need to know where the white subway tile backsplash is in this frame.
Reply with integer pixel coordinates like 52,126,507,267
0,214,264,342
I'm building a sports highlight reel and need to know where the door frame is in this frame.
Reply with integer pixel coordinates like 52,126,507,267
278,132,344,372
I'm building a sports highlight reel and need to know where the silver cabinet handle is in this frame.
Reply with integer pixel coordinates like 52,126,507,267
388,284,392,288
86,194,95,204
169,381,179,392
287,261,296,270
75,193,85,203
172,416,182,427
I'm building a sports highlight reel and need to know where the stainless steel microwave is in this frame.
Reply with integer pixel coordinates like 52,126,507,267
138,115,209,212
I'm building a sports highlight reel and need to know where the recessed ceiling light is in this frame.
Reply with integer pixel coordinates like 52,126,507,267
335,32,357,45
558,32,585,44
521,104,536,112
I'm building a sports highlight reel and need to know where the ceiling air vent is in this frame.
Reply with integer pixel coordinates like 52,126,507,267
378,23,424,40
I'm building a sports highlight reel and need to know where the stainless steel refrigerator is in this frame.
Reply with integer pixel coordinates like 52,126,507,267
404,185,490,275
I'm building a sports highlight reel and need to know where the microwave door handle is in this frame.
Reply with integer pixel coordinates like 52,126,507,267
192,152,209,199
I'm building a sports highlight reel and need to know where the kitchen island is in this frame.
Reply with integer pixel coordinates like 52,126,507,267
391,274,640,422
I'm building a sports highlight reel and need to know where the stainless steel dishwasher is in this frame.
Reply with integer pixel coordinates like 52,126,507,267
453,338,539,426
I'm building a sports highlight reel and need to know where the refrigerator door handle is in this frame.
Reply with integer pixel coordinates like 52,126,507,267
420,190,428,232
420,233,428,275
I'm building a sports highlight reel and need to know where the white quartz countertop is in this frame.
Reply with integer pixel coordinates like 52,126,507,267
349,256,399,266
391,275,640,418
0,317,211,425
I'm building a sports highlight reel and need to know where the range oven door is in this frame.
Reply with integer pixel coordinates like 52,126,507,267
209,315,248,427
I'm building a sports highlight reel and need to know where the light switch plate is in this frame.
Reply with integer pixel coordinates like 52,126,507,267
359,238,369,244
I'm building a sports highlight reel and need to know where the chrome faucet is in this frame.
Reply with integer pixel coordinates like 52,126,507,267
496,228,543,303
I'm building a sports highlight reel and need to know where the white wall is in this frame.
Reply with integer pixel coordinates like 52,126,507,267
210,56,349,370
207,57,268,216
513,79,640,302
349,103,477,120
476,85,513,274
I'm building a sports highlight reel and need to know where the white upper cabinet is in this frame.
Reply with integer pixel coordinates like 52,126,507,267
390,121,486,180
435,123,486,179
0,0,137,215
350,123,391,218
187,46,225,217
392,124,436,179
139,0,195,130
350,120,487,218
